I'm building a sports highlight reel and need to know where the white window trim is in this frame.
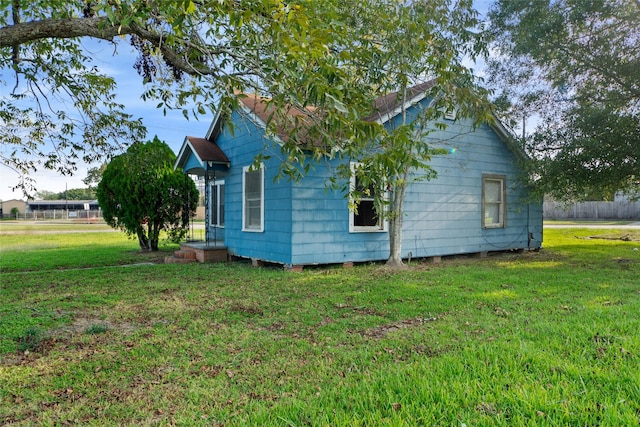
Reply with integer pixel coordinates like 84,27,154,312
209,179,225,228
349,162,388,233
482,173,506,229
242,164,264,232
444,108,457,121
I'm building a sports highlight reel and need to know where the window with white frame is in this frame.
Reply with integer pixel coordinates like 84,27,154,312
243,165,264,232
349,163,386,232
209,180,225,227
482,174,506,228
444,108,457,121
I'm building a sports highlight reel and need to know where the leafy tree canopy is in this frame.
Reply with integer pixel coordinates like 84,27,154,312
244,0,492,268
3,0,494,266
315,0,493,267
96,136,198,251
32,190,57,201
35,187,96,200
83,163,107,189
487,0,640,201
0,0,367,194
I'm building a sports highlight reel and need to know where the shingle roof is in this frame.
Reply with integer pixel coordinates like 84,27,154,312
185,136,230,165
174,135,230,174
238,93,317,143
232,81,527,160
238,80,437,132
367,80,436,122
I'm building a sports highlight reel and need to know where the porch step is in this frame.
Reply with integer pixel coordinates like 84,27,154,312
179,243,228,263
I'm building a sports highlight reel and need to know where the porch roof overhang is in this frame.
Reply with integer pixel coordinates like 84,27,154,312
174,136,230,176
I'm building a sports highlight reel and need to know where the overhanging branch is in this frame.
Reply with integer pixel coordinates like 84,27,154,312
0,17,132,47
1,17,239,80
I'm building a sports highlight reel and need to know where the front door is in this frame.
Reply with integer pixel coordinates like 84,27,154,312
209,180,225,242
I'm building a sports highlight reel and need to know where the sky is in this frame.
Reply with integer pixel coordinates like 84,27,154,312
0,40,212,201
0,0,494,202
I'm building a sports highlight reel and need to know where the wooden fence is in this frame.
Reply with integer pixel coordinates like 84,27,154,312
544,199,640,220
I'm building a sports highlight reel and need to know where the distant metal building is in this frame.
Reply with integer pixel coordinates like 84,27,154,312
1,199,27,217
27,200,100,212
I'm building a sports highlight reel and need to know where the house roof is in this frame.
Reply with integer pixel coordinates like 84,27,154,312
237,93,318,144
367,80,437,123
175,81,528,174
27,200,98,205
174,136,230,174
234,84,439,148
186,136,229,164
236,81,437,130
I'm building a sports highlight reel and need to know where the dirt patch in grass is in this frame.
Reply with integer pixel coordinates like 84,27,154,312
229,302,264,316
50,317,138,336
476,401,499,415
582,232,640,241
361,315,442,339
1,317,138,367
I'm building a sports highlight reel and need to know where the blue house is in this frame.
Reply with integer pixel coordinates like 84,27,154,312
174,84,543,268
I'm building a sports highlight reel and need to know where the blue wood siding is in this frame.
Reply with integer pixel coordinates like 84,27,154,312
400,119,543,259
286,116,542,265
210,104,543,266
214,111,294,264
290,162,389,265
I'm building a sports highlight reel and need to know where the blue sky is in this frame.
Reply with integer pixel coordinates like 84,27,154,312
0,0,493,202
0,40,212,201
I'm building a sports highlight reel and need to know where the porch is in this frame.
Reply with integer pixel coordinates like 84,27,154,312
180,241,228,263
174,135,230,263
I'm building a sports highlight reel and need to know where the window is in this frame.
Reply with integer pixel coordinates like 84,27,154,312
482,174,506,228
349,163,386,232
444,108,457,121
243,165,263,232
209,180,225,227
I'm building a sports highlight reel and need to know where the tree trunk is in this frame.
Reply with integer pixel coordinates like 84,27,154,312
137,231,150,251
386,183,407,268
149,221,161,252
387,215,404,268
386,87,410,269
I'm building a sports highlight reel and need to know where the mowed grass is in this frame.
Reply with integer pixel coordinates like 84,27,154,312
0,225,639,426
0,223,175,272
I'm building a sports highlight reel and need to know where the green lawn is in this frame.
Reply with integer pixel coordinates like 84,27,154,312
1,226,639,426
